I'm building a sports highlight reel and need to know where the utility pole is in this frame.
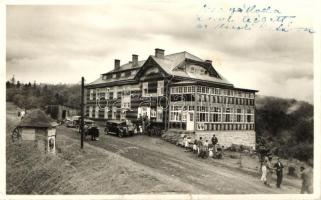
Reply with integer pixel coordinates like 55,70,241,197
80,77,84,149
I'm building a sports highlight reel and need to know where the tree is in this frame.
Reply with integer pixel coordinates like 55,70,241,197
6,81,12,88
16,81,21,89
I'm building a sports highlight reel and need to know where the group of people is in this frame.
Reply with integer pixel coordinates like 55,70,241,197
260,156,284,188
260,156,313,194
182,134,221,159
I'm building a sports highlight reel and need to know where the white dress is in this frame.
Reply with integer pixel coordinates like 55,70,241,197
261,165,267,182
184,139,189,148
209,148,214,157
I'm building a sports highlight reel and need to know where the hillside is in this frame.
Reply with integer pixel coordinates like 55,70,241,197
255,95,313,162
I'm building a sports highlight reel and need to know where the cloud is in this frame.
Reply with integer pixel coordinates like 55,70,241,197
6,2,314,103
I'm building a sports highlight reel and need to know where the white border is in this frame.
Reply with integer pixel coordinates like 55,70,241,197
1,0,320,200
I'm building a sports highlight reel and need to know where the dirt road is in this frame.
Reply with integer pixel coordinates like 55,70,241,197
60,126,300,194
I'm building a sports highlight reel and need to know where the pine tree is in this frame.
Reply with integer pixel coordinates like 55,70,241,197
11,75,15,85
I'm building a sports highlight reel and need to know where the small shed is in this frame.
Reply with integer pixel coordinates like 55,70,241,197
18,109,57,153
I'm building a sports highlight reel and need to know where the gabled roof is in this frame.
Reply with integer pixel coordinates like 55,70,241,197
19,109,54,128
148,52,232,86
86,50,232,87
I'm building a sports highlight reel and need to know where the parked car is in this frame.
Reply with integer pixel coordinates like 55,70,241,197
66,116,81,128
104,120,135,137
71,115,81,128
65,120,74,128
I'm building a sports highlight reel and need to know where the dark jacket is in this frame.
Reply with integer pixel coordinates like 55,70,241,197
274,161,284,175
211,136,218,145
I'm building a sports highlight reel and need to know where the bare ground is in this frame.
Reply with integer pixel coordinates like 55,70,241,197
60,126,301,194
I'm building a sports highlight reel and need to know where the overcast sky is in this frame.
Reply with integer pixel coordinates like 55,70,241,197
6,0,314,103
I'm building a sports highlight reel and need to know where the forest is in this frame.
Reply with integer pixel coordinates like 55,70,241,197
6,78,314,162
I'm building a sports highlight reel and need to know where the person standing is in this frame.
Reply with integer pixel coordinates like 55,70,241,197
211,134,218,155
265,157,273,187
197,137,203,157
300,165,313,194
273,157,284,188
261,158,267,185
183,136,188,151
192,139,198,153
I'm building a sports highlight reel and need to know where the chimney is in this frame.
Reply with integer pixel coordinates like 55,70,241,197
132,54,138,67
205,60,212,64
155,48,165,58
114,59,120,69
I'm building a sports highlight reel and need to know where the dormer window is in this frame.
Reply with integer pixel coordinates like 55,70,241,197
190,67,195,73
106,74,112,79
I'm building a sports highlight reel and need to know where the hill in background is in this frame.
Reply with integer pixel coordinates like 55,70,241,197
255,95,313,162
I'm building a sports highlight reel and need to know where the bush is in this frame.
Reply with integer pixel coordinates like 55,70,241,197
277,143,313,161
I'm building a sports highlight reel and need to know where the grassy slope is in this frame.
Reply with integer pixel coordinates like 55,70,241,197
6,102,194,194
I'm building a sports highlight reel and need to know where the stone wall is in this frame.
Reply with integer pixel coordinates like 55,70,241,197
195,130,256,150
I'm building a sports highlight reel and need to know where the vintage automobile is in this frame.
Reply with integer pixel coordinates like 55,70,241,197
104,120,135,137
78,119,100,140
65,120,74,128
66,115,81,128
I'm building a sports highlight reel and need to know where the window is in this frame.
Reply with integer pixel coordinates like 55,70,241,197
107,74,112,79
191,86,195,92
125,71,131,77
223,108,232,122
201,86,206,93
116,73,121,78
170,105,182,122
89,89,93,100
157,80,164,96
156,107,163,122
151,109,156,118
122,93,131,109
89,106,93,118
113,88,118,99
121,72,126,77
187,86,192,93
112,74,116,79
142,82,148,96
247,115,251,122
190,113,194,121
236,108,242,122
95,89,100,100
